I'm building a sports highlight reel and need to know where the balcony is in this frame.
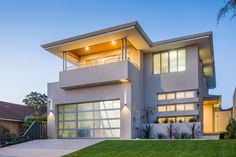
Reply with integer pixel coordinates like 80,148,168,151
57,38,140,89
67,55,122,70
59,59,138,89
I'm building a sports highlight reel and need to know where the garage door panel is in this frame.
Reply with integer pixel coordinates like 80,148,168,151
57,100,120,138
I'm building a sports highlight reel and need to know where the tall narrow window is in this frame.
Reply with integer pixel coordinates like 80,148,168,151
161,52,169,73
169,51,177,72
178,49,186,71
153,49,186,74
153,54,161,74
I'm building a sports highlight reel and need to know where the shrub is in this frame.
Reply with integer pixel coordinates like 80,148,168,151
188,123,201,139
189,117,198,122
0,125,11,139
157,133,166,139
163,119,168,123
181,132,190,139
224,118,236,139
169,119,174,123
140,106,155,139
21,114,47,134
142,124,153,139
167,123,179,139
178,119,183,123
155,118,159,124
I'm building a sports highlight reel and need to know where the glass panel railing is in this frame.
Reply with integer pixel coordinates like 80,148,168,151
67,56,122,71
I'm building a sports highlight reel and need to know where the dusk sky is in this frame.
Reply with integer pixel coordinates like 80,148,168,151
0,0,235,109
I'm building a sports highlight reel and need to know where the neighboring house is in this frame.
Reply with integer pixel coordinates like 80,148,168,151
0,101,42,136
42,21,230,139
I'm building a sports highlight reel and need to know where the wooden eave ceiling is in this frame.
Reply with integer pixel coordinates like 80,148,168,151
67,39,133,60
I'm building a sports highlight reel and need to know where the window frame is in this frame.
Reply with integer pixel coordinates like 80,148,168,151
57,99,121,138
153,48,186,75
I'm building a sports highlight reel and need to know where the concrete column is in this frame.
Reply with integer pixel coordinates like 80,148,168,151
122,38,127,60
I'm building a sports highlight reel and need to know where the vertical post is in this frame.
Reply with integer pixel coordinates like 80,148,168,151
122,38,127,60
62,51,67,71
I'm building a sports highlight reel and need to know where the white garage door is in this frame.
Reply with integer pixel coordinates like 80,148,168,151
57,100,120,138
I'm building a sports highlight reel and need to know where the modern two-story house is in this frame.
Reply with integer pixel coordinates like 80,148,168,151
42,21,226,139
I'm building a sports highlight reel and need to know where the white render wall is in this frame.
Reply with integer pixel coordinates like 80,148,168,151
59,61,129,89
48,82,132,139
47,60,143,139
150,122,202,138
47,45,210,139
143,45,202,122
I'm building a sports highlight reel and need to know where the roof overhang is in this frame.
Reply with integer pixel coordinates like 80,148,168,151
41,21,151,60
143,32,216,89
0,117,23,122
41,21,216,89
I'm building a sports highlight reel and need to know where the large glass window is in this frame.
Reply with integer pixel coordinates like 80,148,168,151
178,49,186,71
64,104,77,112
169,51,177,72
157,103,196,112
153,54,161,74
176,104,185,111
166,93,175,100
185,91,195,98
166,105,175,112
161,52,169,73
185,103,195,110
58,100,120,138
158,106,166,112
158,116,195,124
176,92,185,99
157,90,196,101
157,94,166,100
153,49,186,74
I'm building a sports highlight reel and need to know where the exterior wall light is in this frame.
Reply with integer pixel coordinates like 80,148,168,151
48,98,53,113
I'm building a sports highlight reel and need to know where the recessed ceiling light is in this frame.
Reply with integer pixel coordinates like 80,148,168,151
111,40,116,45
85,47,89,51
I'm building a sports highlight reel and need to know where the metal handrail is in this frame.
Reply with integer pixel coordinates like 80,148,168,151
66,57,140,71
22,121,36,137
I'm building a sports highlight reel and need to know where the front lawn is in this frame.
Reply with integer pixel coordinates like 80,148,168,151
64,140,236,157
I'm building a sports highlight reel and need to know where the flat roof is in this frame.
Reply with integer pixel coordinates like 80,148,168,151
42,21,216,89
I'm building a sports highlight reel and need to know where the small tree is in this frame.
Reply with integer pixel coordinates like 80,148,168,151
225,118,236,139
23,92,47,113
217,0,236,23
0,125,16,139
141,106,155,139
21,114,47,134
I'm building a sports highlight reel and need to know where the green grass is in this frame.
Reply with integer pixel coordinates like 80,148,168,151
64,140,236,157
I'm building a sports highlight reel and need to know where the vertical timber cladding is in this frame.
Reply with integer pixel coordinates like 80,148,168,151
57,100,120,138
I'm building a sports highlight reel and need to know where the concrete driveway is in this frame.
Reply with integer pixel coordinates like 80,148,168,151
0,139,103,157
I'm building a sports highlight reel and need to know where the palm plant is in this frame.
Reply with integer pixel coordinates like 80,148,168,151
217,0,236,23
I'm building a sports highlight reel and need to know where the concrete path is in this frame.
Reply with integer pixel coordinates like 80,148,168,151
0,139,103,157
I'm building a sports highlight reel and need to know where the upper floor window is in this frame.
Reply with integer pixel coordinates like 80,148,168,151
153,49,186,74
157,103,195,113
157,90,196,101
